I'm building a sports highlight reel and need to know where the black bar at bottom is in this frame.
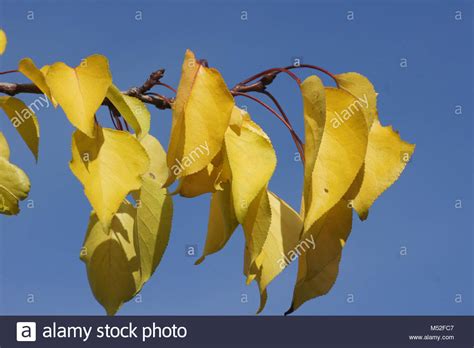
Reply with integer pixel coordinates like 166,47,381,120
1,316,472,347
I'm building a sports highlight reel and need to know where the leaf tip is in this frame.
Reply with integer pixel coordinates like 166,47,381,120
194,256,205,265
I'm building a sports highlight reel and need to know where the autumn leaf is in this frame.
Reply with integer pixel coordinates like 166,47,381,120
106,84,150,139
351,119,415,220
0,29,6,55
0,96,40,161
302,83,368,234
286,199,353,315
195,182,238,265
174,162,222,198
166,49,234,181
300,75,326,225
0,132,31,215
194,111,277,268
81,201,140,315
81,134,173,315
241,187,272,280
0,158,31,215
287,74,414,314
132,134,173,283
248,191,303,313
225,117,277,223
139,134,170,185
229,105,245,132
335,72,377,127
193,110,283,312
0,132,10,159
46,54,112,137
18,58,57,107
70,127,149,231
173,106,247,198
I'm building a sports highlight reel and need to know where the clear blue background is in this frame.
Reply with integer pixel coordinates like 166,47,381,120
0,0,472,316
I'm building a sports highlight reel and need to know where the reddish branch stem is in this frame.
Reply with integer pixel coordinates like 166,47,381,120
260,90,305,163
0,69,19,75
285,64,339,86
157,82,177,94
123,119,130,131
239,67,301,86
144,91,173,105
109,107,119,130
233,91,305,162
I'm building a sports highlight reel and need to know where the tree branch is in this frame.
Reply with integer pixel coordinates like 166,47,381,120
0,69,173,110
0,66,306,160
0,66,297,112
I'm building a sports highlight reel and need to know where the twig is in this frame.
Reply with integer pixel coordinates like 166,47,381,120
0,69,173,110
233,92,305,162
260,90,305,163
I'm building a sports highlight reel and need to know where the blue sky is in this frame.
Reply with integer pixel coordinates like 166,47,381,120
0,0,472,315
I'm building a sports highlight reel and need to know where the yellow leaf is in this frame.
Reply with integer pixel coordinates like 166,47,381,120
242,187,272,278
286,199,353,315
303,87,368,233
0,29,6,55
0,156,31,215
132,134,173,283
225,117,277,223
0,131,10,159
18,58,57,107
106,84,150,139
167,49,234,179
70,127,149,231
170,105,244,198
229,105,245,132
336,72,377,127
138,134,169,185
0,96,40,161
351,119,415,220
195,182,238,265
250,191,303,313
46,54,112,137
300,75,326,218
180,106,246,198
134,176,173,283
81,202,140,315
175,162,222,198
178,106,246,197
